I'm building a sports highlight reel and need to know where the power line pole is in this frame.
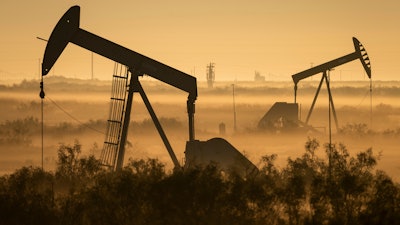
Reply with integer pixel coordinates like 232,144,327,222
232,84,237,133
91,52,94,80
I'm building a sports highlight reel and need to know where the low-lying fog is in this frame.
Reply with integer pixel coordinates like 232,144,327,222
1,78,399,181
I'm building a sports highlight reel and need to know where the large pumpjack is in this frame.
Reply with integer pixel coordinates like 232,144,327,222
41,6,258,177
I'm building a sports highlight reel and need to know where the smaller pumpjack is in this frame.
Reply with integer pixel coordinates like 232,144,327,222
41,6,258,177
258,37,371,132
291,37,371,131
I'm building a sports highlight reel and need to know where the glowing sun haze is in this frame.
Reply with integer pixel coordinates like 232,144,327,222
1,0,399,82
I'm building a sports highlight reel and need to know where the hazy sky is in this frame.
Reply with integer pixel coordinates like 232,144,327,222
1,1,399,82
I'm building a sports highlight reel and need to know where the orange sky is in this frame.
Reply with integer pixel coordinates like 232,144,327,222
1,1,399,83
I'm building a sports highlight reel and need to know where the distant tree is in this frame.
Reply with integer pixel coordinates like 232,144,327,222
0,117,39,145
338,123,370,137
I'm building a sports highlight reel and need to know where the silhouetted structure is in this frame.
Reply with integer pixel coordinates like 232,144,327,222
40,5,257,176
219,122,226,135
258,102,299,132
292,37,371,131
254,71,265,82
42,6,198,170
258,37,371,134
206,63,215,88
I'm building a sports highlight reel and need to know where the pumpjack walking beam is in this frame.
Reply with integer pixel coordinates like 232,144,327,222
41,6,197,169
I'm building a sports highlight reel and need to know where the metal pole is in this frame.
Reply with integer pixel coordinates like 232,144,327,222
327,71,332,147
91,52,93,80
305,75,325,125
327,71,332,180
137,81,181,169
232,84,237,132
325,71,339,131
187,99,195,141
38,58,41,80
39,77,45,170
370,78,373,130
41,97,43,170
115,71,136,170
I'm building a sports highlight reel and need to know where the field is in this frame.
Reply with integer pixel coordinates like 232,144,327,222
1,77,399,181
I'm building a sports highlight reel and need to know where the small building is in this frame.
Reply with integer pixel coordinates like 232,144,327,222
254,71,265,82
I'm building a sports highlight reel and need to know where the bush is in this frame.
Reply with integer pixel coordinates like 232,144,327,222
0,138,399,225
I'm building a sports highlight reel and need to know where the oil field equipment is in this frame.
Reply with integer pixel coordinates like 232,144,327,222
258,102,300,132
292,37,371,131
41,6,258,177
258,37,371,132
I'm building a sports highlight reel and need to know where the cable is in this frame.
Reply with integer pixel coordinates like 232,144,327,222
47,97,105,135
370,78,373,130
355,90,370,107
39,78,45,170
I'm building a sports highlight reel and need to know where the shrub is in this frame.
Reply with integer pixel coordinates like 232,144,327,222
0,139,399,225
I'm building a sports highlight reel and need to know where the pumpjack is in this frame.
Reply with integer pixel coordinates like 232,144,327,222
292,37,371,131
258,37,371,132
41,6,258,177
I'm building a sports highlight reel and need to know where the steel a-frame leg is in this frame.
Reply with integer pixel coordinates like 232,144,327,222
115,71,137,170
116,72,181,170
325,72,339,131
135,80,181,169
305,71,339,131
305,74,325,125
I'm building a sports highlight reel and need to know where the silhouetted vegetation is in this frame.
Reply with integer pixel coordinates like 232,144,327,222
338,122,400,138
0,116,185,147
0,139,399,225
338,123,371,137
4,77,400,97
0,117,40,145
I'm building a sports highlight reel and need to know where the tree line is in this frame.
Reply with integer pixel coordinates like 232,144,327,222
0,138,399,225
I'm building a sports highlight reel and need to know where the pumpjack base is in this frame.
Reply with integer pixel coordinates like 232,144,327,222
185,138,258,178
